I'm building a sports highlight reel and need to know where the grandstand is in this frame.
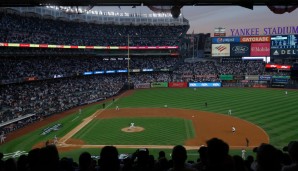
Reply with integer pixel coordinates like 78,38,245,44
0,6,298,171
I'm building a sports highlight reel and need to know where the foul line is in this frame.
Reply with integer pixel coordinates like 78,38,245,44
59,94,123,144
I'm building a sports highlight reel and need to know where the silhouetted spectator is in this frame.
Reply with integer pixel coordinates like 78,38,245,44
4,158,17,171
206,138,235,171
256,143,281,171
192,146,208,171
38,145,60,171
78,152,92,171
99,146,121,171
282,141,298,171
168,145,196,171
17,154,28,171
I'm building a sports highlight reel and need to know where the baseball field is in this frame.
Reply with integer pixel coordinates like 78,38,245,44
1,88,298,160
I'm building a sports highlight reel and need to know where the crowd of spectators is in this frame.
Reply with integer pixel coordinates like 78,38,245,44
0,12,188,46
0,56,179,84
129,73,173,84
1,138,297,171
172,60,276,82
0,75,125,133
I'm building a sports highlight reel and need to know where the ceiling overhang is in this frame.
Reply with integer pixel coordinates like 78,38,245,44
1,0,298,7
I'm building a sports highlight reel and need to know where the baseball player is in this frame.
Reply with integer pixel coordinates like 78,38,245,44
241,149,246,160
246,138,249,147
228,109,232,115
232,126,236,133
53,135,58,144
285,91,288,95
79,108,82,114
0,131,6,144
116,106,119,110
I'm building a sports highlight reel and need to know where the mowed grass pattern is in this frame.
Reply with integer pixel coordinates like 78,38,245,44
73,117,195,145
107,88,298,147
2,88,298,154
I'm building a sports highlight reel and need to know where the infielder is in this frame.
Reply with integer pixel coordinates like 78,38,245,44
116,106,119,110
232,126,236,133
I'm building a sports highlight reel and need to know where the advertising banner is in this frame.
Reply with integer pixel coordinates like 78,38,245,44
272,76,290,79
94,71,104,74
212,37,240,44
250,43,270,56
240,36,271,43
234,75,245,80
142,69,154,72
245,75,259,80
135,83,150,89
0,43,179,50
271,83,285,88
116,70,128,73
168,82,188,88
106,70,116,74
83,72,93,75
219,75,233,80
271,35,298,49
230,43,250,56
151,82,168,88
212,44,230,57
271,49,298,57
265,64,291,70
24,76,38,81
272,78,289,83
188,82,221,88
131,69,141,73
160,68,170,71
259,75,272,81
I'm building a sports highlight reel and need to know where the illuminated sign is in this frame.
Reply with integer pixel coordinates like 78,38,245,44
230,43,250,56
240,36,271,43
271,49,298,56
212,44,230,57
250,43,270,56
188,82,221,88
271,35,298,49
229,26,298,36
212,37,240,43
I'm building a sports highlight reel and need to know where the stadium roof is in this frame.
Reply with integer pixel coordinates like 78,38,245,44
1,0,297,7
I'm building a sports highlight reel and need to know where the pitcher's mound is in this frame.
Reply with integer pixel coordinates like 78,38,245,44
121,126,144,133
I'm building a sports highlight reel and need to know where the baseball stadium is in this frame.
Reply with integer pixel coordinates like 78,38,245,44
1,4,298,171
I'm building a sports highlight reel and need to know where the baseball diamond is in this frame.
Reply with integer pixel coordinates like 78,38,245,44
2,88,298,156
1,7,298,170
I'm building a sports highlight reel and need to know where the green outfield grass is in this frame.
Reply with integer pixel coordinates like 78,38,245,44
2,88,298,160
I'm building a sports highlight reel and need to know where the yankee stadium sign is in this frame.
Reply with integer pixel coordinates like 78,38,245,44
229,26,298,36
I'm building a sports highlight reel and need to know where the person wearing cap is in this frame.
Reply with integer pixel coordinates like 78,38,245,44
282,141,298,171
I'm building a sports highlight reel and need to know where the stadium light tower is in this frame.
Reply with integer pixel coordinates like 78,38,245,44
127,35,131,89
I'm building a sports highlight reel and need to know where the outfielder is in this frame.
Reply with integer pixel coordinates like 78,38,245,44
228,109,232,115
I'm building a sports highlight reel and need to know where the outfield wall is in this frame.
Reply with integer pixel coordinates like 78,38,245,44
134,74,291,89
